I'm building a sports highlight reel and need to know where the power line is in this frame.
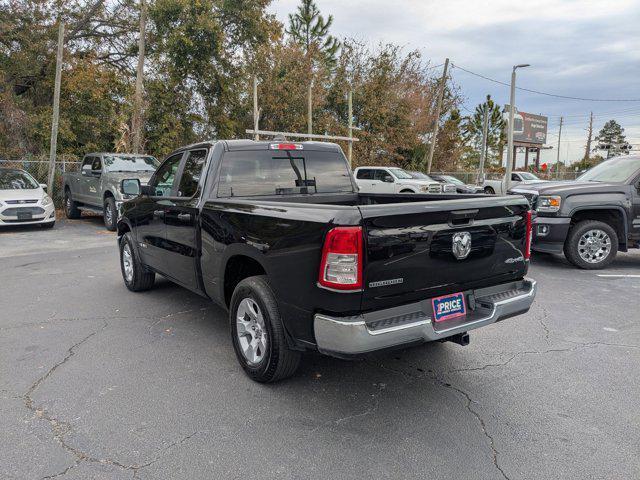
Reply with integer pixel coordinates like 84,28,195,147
451,63,640,102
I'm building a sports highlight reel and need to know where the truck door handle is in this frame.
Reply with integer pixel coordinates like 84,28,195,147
153,209,165,218
177,213,191,222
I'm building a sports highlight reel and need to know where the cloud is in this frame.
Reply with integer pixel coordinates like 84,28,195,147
270,0,640,163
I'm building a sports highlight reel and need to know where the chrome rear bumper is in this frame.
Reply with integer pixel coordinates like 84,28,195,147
314,278,536,357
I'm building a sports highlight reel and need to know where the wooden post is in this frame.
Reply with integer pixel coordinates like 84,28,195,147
535,148,540,170
131,0,146,154
253,76,259,141
524,147,529,168
47,21,64,195
477,106,489,183
347,90,353,167
556,116,563,179
307,79,313,135
512,145,517,170
426,58,449,173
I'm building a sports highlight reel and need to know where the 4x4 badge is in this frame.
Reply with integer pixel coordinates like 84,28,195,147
452,232,472,260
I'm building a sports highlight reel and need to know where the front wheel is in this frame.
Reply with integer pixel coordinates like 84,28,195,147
104,197,117,231
120,232,155,291
230,275,301,382
564,220,618,269
399,189,414,193
484,187,495,194
64,190,81,219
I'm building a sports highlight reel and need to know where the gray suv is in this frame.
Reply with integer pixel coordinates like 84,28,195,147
63,153,158,230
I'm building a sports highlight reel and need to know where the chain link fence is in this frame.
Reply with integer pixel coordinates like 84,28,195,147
0,156,80,207
436,171,582,184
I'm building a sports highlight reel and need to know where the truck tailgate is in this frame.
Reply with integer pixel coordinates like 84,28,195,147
359,196,530,312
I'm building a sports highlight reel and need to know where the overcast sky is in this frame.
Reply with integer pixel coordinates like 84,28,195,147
269,0,640,168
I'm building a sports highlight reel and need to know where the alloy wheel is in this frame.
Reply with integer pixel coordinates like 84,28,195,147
236,298,268,365
578,229,611,264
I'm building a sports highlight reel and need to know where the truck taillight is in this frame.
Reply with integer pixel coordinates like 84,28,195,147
525,210,532,260
318,226,363,291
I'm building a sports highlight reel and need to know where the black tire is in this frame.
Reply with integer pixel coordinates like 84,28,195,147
64,189,81,219
400,189,414,193
484,187,495,194
40,221,55,229
119,232,155,291
229,275,301,383
104,196,117,231
564,220,618,270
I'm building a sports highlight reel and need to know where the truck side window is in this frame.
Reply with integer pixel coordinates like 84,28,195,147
357,169,373,180
81,157,93,169
512,173,519,181
178,149,207,198
374,170,392,182
150,153,183,197
91,157,102,172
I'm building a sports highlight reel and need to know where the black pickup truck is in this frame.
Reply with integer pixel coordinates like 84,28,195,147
117,140,536,382
511,155,640,269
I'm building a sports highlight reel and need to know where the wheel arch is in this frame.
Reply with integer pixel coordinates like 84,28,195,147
222,254,268,308
569,207,628,250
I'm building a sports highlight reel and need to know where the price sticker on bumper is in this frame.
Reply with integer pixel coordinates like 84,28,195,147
432,292,466,322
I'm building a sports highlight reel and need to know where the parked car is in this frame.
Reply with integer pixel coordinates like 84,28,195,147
429,174,484,194
0,168,55,228
483,171,545,195
63,153,158,230
511,155,640,269
354,166,452,194
406,171,458,193
116,140,536,382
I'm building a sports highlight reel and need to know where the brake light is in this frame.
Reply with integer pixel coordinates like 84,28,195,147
318,227,363,291
269,143,303,150
525,210,532,260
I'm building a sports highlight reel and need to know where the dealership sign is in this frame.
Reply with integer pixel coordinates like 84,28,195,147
504,106,548,145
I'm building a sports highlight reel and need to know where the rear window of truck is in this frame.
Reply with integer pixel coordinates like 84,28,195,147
217,150,354,197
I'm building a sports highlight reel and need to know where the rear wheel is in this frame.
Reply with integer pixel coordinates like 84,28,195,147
230,275,301,382
64,189,80,219
104,197,117,231
564,220,618,269
120,232,155,291
484,187,495,194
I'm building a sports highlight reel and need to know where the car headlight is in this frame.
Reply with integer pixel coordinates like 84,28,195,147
420,185,430,192
537,195,561,213
41,194,53,207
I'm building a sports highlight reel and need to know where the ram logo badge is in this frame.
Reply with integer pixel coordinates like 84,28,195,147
452,231,472,260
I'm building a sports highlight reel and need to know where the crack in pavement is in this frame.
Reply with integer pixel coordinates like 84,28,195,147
21,319,198,479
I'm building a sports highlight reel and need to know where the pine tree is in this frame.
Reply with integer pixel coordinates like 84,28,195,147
287,0,340,66
462,95,506,166
595,119,631,158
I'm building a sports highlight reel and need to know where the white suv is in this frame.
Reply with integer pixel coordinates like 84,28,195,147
354,167,452,194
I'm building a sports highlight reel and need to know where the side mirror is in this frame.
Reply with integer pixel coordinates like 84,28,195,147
81,164,92,175
383,175,394,183
121,178,141,196
39,183,47,191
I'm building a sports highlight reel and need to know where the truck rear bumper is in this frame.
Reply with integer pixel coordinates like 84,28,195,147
314,278,536,357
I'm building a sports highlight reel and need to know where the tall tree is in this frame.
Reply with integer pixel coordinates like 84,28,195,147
463,95,505,167
595,119,631,158
287,0,340,65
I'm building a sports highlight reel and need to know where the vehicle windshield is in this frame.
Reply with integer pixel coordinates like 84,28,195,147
408,171,432,180
0,170,39,190
519,172,540,181
217,150,354,197
577,156,640,183
104,155,159,172
388,168,414,179
441,175,464,185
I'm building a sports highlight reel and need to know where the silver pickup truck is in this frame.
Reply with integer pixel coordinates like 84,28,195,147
63,153,158,230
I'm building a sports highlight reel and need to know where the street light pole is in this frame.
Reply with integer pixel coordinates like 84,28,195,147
505,63,530,192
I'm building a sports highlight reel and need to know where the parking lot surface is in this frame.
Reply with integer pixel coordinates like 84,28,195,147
1,219,639,480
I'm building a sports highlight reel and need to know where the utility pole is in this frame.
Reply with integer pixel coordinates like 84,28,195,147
505,63,530,191
253,75,259,141
425,58,449,173
584,111,593,161
556,116,563,179
347,90,353,166
47,21,64,195
477,106,489,184
131,0,146,154
307,79,313,135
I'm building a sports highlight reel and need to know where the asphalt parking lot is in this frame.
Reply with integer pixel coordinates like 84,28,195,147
1,218,639,480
